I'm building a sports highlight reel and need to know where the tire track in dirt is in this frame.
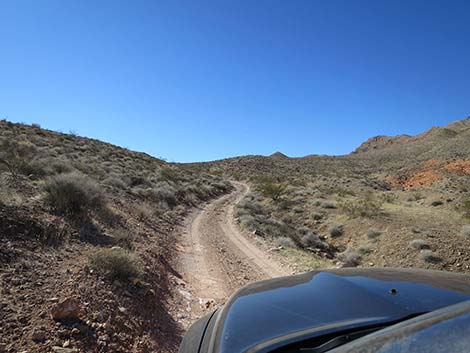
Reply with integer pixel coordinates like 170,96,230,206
171,181,288,329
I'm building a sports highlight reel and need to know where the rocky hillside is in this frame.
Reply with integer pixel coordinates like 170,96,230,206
0,120,232,353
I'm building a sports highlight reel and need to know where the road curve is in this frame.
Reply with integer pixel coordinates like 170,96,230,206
173,181,288,327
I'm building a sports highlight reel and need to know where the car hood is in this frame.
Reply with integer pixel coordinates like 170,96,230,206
206,268,470,353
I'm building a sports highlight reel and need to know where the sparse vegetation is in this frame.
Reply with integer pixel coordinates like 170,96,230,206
89,247,142,282
339,197,383,218
43,172,104,218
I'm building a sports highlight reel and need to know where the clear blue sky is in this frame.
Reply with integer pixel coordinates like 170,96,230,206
1,1,469,162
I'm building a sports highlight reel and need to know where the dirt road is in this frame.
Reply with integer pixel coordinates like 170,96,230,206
171,182,289,328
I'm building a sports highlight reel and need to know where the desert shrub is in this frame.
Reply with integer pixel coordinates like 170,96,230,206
113,229,135,250
104,175,127,189
461,225,470,237
153,183,177,207
258,182,286,201
210,180,232,194
186,183,211,200
367,229,382,240
275,237,296,248
460,199,470,219
129,175,151,187
381,193,398,204
358,243,373,255
238,214,257,230
338,248,361,267
300,232,325,249
89,247,142,282
159,167,179,182
237,196,264,215
420,250,441,263
409,239,430,250
320,201,336,209
311,212,323,220
0,139,43,177
43,172,104,217
329,225,344,238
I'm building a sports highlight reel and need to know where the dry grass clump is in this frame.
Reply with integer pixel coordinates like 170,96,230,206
89,247,142,282
409,239,430,250
43,172,104,218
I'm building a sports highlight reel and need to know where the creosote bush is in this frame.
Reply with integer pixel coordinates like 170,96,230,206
259,182,286,201
43,172,104,218
89,247,142,282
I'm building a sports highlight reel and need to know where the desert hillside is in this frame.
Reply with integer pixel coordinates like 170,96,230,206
191,117,470,272
0,120,232,352
1,118,470,353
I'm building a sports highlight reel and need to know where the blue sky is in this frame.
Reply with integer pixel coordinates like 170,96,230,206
1,1,469,162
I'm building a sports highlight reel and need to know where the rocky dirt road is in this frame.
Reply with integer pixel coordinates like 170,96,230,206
171,182,289,329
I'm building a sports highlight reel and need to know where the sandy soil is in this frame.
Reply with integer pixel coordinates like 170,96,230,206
170,182,289,329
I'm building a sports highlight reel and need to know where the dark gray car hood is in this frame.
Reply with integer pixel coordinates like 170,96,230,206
205,268,470,353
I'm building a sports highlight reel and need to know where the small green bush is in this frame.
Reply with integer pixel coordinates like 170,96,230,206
43,172,104,218
259,182,286,201
89,247,142,282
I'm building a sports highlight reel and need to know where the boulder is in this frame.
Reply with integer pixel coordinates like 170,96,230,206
50,297,83,321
